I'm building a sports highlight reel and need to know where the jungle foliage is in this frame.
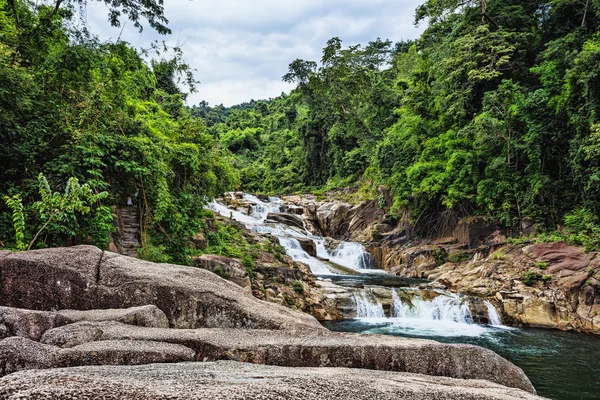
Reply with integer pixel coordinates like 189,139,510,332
0,0,239,262
212,0,600,245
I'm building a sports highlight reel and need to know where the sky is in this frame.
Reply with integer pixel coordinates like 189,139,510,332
86,0,426,107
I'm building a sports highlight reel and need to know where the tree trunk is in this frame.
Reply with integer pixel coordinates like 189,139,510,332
482,0,486,24
582,0,590,28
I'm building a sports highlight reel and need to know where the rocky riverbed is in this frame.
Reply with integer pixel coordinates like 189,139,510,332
0,246,543,399
276,193,600,335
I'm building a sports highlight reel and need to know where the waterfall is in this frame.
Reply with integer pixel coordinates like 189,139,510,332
276,237,333,275
316,241,376,272
391,289,474,324
243,194,281,221
485,301,503,326
354,290,385,319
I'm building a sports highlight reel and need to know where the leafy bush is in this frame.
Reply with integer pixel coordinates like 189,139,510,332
490,249,506,260
138,244,171,263
242,254,256,278
537,261,548,270
542,274,552,283
448,252,470,263
291,280,304,294
521,270,539,286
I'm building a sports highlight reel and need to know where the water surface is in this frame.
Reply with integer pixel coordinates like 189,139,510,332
324,319,600,400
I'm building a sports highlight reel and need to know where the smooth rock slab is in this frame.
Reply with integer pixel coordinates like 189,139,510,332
0,361,546,400
0,307,72,341
58,340,195,367
57,305,169,328
40,321,535,393
0,336,195,376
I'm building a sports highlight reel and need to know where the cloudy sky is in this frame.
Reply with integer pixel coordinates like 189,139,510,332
86,0,425,107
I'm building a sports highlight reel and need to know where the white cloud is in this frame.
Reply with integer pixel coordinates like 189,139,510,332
84,0,425,106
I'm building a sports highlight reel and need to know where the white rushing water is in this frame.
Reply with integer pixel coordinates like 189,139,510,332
485,300,503,326
353,287,507,337
354,290,386,319
208,194,376,275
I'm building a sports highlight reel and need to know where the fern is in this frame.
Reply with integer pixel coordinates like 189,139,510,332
3,194,27,251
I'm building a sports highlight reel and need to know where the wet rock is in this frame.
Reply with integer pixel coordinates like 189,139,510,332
266,212,305,230
40,321,535,393
0,246,327,333
0,361,546,400
192,255,251,290
57,305,169,329
0,307,73,341
296,238,317,257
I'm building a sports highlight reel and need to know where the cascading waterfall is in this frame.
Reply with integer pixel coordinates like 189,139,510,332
485,301,503,326
318,241,377,271
277,237,332,275
391,289,474,324
210,193,506,336
354,290,385,319
209,193,376,275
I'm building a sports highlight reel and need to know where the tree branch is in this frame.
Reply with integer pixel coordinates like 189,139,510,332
45,0,64,20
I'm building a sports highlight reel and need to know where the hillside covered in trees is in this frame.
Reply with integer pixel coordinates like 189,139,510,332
0,0,239,262
214,0,600,249
2,0,600,261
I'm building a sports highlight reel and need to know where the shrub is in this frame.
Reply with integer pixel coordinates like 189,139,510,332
490,249,506,260
243,254,257,278
138,244,171,263
521,270,539,286
448,252,470,263
537,261,547,270
291,280,304,294
542,274,552,283
433,248,447,265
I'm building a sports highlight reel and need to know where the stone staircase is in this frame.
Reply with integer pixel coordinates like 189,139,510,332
118,207,140,258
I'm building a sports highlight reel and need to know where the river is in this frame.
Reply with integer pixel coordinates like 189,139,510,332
210,194,600,400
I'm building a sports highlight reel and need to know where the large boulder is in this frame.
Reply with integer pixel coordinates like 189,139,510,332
266,212,305,230
0,361,546,400
39,321,535,393
0,246,326,333
0,337,58,375
57,305,169,328
0,307,72,341
0,336,195,376
296,238,317,257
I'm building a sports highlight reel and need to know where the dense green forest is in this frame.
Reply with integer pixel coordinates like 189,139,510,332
2,0,600,260
0,0,239,261
214,0,600,248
